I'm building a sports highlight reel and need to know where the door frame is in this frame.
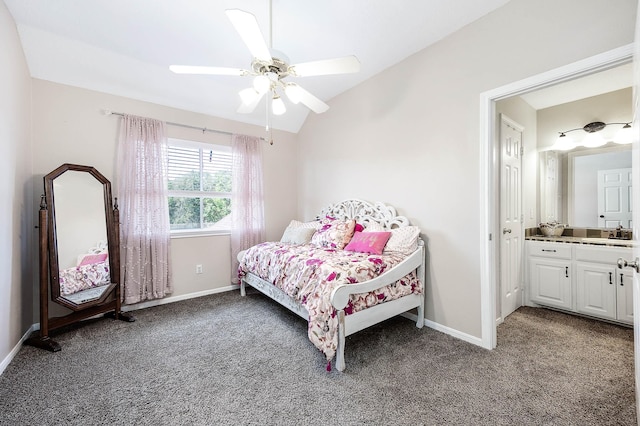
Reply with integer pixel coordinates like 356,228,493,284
479,43,634,350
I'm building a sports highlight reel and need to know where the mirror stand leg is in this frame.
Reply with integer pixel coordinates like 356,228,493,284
25,333,61,352
104,310,136,322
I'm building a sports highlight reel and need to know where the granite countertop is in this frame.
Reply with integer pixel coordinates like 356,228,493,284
526,235,635,247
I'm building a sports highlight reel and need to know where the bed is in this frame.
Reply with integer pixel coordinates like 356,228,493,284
237,199,425,371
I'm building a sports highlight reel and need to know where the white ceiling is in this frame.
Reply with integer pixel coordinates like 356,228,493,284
3,0,512,133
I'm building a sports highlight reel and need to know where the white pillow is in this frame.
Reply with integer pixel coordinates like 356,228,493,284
364,222,420,255
280,226,316,244
286,219,320,230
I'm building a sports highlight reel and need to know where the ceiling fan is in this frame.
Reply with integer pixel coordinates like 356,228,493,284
169,4,360,118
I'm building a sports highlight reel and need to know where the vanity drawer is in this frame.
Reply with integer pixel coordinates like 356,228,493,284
527,241,572,259
574,245,631,264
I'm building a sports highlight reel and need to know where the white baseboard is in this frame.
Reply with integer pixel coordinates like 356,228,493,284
121,285,238,312
0,324,38,376
401,312,484,347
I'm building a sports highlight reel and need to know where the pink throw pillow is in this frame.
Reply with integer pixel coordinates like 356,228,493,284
78,253,108,266
344,231,392,255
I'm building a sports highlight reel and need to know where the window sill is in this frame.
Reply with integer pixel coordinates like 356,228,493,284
170,230,231,239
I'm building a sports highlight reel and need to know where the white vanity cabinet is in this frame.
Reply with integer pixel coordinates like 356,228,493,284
526,240,633,326
528,242,573,311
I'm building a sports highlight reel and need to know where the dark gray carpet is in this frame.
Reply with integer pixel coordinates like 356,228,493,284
0,290,635,425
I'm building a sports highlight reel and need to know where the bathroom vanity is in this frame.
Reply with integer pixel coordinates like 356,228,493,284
526,236,634,326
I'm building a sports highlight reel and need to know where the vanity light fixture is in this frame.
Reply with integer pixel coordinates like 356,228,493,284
554,121,633,150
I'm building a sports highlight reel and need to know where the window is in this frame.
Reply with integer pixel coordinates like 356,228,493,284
167,139,232,234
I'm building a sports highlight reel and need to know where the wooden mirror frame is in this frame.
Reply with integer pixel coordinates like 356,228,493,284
26,163,134,352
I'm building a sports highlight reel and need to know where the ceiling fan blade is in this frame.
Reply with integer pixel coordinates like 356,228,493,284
289,56,360,77
169,65,247,76
225,9,272,63
292,84,329,113
237,89,266,114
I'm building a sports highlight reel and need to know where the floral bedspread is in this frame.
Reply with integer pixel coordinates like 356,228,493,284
59,261,111,296
238,242,422,364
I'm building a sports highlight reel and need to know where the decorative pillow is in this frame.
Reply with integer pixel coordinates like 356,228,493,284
286,219,320,230
78,252,108,267
344,231,392,255
310,218,356,249
354,223,365,232
364,223,420,255
280,226,317,244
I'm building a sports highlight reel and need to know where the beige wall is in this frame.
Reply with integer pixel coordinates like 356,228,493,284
296,0,637,338
0,2,33,366
30,79,299,312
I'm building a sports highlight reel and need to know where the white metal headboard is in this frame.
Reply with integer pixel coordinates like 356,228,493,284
319,199,411,230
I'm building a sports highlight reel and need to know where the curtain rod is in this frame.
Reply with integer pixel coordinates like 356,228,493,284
103,109,267,142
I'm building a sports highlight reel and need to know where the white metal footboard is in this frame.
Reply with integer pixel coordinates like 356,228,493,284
331,240,425,371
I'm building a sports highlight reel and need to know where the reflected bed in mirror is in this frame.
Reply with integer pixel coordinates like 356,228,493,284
540,145,631,229
53,170,113,305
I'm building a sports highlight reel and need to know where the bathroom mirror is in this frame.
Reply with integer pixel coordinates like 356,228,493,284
540,145,632,227
26,163,134,352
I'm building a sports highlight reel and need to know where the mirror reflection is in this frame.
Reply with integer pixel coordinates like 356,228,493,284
52,170,112,304
540,145,631,228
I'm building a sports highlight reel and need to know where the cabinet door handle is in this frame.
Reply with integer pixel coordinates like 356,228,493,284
565,266,569,278
542,249,557,252
609,272,613,285
620,273,624,286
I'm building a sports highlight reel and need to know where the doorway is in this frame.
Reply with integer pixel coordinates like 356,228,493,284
479,43,635,350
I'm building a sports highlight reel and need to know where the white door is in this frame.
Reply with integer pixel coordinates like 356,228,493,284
499,115,523,321
597,168,632,228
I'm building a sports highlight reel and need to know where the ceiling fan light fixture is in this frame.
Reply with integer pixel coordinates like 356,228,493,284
253,75,271,94
272,95,286,115
284,84,302,104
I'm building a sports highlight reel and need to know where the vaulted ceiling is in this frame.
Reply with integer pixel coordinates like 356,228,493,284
4,0,512,132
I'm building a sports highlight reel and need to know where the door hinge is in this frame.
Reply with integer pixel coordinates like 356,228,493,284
520,146,524,156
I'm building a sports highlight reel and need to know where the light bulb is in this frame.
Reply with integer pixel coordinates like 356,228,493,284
553,134,576,151
239,88,259,105
253,75,270,94
582,132,606,148
614,124,633,144
285,84,302,104
272,95,286,115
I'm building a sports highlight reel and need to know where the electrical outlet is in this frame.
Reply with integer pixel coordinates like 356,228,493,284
196,264,203,274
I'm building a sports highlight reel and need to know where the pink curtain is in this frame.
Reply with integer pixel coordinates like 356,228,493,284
231,134,265,282
117,114,172,304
